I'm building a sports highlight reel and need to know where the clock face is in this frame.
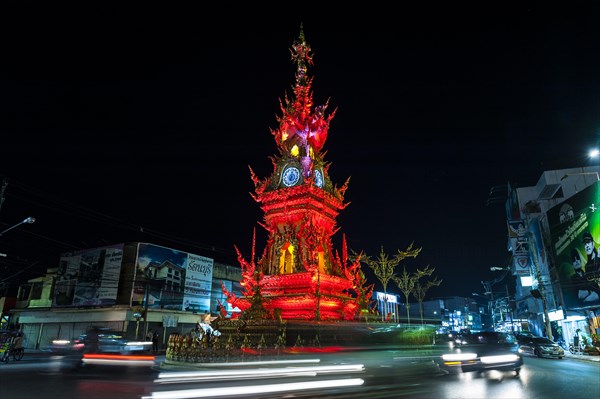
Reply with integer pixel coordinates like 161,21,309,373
282,166,300,187
314,169,323,188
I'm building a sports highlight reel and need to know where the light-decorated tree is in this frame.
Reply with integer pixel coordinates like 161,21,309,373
394,264,435,326
352,243,421,321
413,273,443,325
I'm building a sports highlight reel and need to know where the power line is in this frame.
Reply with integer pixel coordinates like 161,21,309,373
4,178,239,259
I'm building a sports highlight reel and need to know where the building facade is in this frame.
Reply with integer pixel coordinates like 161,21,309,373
505,166,600,346
3,241,241,350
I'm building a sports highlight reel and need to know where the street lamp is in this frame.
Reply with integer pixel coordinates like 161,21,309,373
0,216,36,236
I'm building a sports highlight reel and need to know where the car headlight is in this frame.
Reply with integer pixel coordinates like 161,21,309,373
126,341,152,346
480,354,519,364
442,352,478,362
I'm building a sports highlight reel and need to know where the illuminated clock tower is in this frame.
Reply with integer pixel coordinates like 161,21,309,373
226,27,364,321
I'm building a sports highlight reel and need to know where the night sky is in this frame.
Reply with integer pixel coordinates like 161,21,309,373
2,4,600,300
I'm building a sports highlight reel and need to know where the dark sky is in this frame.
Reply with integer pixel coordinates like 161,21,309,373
2,4,600,299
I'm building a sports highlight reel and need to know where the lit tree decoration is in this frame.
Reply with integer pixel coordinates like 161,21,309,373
353,243,421,320
413,274,443,325
394,265,435,326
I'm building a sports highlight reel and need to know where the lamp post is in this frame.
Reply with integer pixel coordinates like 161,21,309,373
0,216,35,236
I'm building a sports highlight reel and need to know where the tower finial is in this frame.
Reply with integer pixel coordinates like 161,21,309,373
299,22,305,42
291,23,313,79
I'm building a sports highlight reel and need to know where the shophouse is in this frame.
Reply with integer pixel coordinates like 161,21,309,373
504,166,600,346
4,242,241,350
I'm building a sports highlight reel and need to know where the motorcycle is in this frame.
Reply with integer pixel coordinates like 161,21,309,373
568,338,586,354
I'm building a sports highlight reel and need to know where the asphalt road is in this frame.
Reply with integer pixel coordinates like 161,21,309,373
1,348,598,399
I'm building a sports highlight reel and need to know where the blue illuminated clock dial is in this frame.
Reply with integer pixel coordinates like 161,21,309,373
282,167,300,187
314,169,323,188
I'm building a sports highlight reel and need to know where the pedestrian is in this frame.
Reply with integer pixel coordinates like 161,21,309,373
152,330,159,353
84,326,100,354
11,332,23,350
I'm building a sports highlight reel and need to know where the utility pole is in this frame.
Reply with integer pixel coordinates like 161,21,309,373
481,280,495,330
529,232,553,341
506,284,515,333
143,269,151,339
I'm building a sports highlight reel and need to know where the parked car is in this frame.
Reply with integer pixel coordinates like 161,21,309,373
436,331,523,376
517,336,564,359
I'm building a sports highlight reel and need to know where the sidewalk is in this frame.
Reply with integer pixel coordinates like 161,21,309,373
563,351,600,362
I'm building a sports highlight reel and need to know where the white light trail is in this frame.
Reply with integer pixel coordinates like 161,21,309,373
143,378,365,399
156,363,365,383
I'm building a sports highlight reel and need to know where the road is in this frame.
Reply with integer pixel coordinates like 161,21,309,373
0,349,598,399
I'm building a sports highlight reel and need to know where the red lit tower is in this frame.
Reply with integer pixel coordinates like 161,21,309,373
224,27,366,321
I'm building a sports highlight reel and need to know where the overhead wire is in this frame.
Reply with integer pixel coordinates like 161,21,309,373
0,178,241,290
4,178,239,258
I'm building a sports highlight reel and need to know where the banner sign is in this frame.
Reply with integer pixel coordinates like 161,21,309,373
183,253,214,312
54,244,124,307
162,315,178,327
507,220,527,238
548,182,599,308
513,256,530,276
133,243,214,313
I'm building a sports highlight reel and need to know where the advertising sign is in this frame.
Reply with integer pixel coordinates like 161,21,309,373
183,253,213,312
132,243,214,313
507,220,527,238
548,182,599,309
513,255,530,276
53,244,124,307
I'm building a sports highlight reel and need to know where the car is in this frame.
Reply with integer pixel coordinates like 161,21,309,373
436,331,523,377
517,336,564,359
51,328,152,354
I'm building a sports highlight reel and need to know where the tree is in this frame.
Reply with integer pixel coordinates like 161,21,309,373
394,264,434,326
352,243,421,321
413,273,443,325
353,246,397,320
354,268,375,322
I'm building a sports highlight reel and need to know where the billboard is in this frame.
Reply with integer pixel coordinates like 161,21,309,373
53,244,124,307
183,253,214,312
549,182,599,309
132,243,214,312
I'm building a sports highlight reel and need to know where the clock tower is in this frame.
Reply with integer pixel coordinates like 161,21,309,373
225,27,365,321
